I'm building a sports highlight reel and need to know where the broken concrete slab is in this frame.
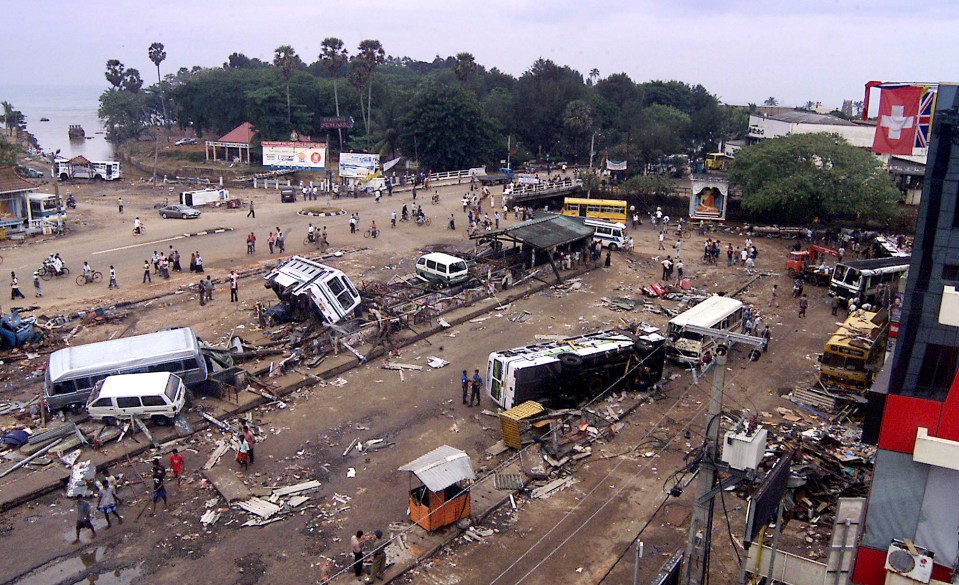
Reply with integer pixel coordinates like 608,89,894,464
202,467,253,502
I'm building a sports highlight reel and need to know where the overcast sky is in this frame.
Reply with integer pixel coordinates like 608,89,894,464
3,0,955,108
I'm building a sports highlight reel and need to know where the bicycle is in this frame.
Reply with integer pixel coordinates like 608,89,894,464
38,264,70,281
431,193,440,205
76,271,103,286
415,216,432,227
133,225,146,236
364,228,380,239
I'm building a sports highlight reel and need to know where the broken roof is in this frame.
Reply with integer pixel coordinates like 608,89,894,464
761,110,858,126
399,445,475,492
485,213,594,249
0,167,38,195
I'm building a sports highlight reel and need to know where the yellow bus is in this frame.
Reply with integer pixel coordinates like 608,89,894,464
561,198,627,223
819,309,888,390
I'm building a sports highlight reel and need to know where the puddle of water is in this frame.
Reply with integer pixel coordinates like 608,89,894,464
71,563,142,585
14,547,110,585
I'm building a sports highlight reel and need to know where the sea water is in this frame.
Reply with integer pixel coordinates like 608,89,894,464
0,84,114,160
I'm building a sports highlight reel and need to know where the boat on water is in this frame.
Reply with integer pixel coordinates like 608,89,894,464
39,117,50,122
68,125,85,140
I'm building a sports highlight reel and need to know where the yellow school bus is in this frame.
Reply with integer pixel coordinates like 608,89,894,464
819,309,888,390
561,198,627,223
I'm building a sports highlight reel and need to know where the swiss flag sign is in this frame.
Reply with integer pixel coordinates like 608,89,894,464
872,86,922,155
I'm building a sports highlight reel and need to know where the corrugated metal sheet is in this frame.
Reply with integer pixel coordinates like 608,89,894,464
398,445,475,492
494,214,594,250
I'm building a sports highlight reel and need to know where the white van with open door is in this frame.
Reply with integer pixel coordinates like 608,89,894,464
584,219,628,250
86,372,187,425
415,253,470,286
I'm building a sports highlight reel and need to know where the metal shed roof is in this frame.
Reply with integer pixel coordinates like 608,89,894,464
488,213,594,249
398,445,475,492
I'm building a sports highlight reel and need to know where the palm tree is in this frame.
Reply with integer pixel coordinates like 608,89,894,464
356,39,385,147
122,69,143,93
319,37,349,149
148,42,168,138
589,68,600,84
273,45,299,125
105,59,126,89
763,96,779,106
453,52,477,82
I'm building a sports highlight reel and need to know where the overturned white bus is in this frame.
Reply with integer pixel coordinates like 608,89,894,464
263,256,361,325
486,330,666,410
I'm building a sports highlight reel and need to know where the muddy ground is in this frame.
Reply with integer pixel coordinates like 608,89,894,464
0,175,851,585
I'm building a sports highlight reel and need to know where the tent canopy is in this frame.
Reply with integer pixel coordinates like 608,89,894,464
398,445,475,492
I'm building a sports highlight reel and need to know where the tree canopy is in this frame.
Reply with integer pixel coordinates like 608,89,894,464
729,133,902,223
101,43,749,170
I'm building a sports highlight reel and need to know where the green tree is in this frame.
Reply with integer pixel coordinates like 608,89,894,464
763,96,779,106
633,104,690,164
319,37,349,149
122,68,143,93
105,59,126,89
356,39,386,146
148,42,169,135
1,102,25,130
453,52,477,82
563,99,593,161
0,140,18,166
729,133,901,223
588,68,600,85
273,45,300,124
399,83,499,170
513,58,586,158
98,87,149,143
624,174,673,211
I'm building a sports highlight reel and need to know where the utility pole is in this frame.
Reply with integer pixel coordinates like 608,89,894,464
48,150,62,232
680,324,766,585
589,131,596,171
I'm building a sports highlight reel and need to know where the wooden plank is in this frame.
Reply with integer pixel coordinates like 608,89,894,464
204,442,230,470
202,466,253,502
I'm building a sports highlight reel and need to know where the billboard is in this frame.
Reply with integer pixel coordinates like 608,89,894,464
339,153,378,178
689,176,729,221
262,142,327,170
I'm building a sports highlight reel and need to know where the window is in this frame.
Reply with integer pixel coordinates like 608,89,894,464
917,344,959,392
451,262,467,273
91,398,112,408
148,362,176,373
115,397,141,409
181,358,199,371
165,378,181,401
426,260,437,270
417,258,426,266
141,395,166,407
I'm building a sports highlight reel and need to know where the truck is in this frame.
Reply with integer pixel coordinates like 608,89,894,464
477,167,515,186
785,245,840,286
486,329,666,410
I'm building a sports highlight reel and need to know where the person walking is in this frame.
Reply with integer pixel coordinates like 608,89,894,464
72,496,96,543
661,256,672,281
676,259,684,283
658,231,666,250
370,530,387,582
117,196,123,214
246,233,255,255
96,478,123,528
230,271,239,303
798,294,808,318
276,230,285,253
10,272,24,300
351,530,367,581
33,271,42,297
149,459,167,516
108,266,117,289
494,211,500,229
268,232,275,254
173,250,182,272
247,199,255,218
469,369,483,407
461,370,469,405
143,260,151,284
604,249,612,268
745,256,755,275
770,284,779,307
169,448,184,487
195,252,204,273
242,425,256,465
203,275,214,302
831,295,841,316
236,435,250,470
674,240,681,259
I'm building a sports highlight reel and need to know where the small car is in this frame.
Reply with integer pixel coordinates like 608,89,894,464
17,166,45,179
175,137,197,146
158,204,201,219
86,372,187,425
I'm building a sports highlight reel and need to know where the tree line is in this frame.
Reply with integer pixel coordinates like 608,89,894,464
98,40,748,172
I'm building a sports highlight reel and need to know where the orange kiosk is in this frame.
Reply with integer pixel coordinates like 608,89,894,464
398,445,476,532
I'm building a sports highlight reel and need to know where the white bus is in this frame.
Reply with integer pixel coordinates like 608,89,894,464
666,295,744,364
829,256,910,304
45,327,207,412
486,330,666,410
264,256,361,324
54,159,122,181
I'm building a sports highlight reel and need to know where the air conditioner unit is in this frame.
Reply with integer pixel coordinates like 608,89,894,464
885,540,934,583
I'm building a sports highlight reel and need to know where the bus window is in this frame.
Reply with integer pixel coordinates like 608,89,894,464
834,266,848,282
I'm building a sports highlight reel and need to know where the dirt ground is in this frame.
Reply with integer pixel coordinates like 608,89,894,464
0,175,850,585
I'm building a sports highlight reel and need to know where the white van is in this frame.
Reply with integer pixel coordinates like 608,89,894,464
415,252,470,286
86,372,187,425
585,219,628,250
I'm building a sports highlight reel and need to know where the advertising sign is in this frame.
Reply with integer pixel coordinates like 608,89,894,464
689,176,728,221
319,116,355,130
339,153,379,178
262,142,327,170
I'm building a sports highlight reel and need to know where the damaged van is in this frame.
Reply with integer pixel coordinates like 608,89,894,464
486,329,666,410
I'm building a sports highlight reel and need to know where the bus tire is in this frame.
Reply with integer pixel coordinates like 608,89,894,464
558,353,583,368
608,243,618,251
587,376,606,395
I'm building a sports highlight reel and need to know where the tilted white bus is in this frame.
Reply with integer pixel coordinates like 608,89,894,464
486,330,666,410
666,295,744,364
264,256,361,324
829,256,910,305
